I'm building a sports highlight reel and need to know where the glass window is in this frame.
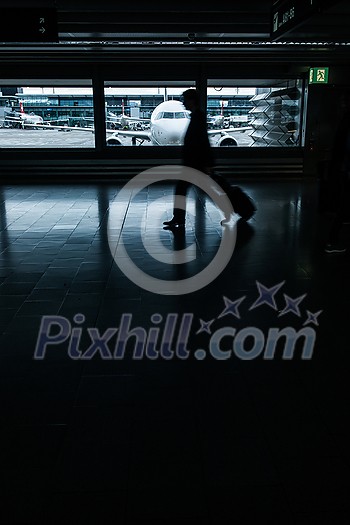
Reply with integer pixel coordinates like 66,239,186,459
0,82,94,148
207,81,304,147
104,82,195,146
175,112,190,119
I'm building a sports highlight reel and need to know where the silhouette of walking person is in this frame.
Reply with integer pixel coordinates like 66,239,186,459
163,89,213,229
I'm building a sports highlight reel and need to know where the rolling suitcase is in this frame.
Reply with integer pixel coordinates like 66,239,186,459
212,174,257,220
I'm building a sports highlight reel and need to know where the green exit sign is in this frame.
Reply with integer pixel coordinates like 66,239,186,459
309,67,329,84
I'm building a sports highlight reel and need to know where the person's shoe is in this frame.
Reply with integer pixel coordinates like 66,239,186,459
163,222,185,230
324,243,346,253
163,218,185,228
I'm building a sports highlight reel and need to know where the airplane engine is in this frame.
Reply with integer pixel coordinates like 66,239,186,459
106,136,123,146
217,135,238,147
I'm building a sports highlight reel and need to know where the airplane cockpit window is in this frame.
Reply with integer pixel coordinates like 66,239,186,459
162,112,175,119
175,112,188,119
154,112,163,120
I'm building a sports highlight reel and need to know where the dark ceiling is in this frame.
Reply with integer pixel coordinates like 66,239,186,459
2,0,350,45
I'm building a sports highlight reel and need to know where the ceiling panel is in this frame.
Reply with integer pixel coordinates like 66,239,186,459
0,1,349,47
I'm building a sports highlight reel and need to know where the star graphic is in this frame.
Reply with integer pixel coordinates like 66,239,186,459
196,319,215,335
303,310,323,326
249,281,285,311
278,293,307,317
218,296,246,320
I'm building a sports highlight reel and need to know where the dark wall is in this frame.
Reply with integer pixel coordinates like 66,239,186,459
303,66,350,177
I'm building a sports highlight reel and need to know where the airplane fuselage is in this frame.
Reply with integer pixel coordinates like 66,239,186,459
4,109,43,127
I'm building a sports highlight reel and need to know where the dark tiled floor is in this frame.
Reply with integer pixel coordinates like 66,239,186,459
0,180,349,524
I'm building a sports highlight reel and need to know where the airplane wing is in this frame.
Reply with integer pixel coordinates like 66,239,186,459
208,126,252,135
109,129,152,141
114,115,150,122
8,122,149,138
106,113,150,123
20,122,95,131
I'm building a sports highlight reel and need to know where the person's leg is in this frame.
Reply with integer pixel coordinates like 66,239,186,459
164,180,190,226
173,180,190,223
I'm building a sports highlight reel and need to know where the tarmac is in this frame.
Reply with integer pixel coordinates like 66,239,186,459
0,128,254,148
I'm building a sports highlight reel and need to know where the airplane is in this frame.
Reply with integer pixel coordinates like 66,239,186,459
105,100,150,130
106,99,252,147
7,99,251,147
3,101,44,128
207,114,225,129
